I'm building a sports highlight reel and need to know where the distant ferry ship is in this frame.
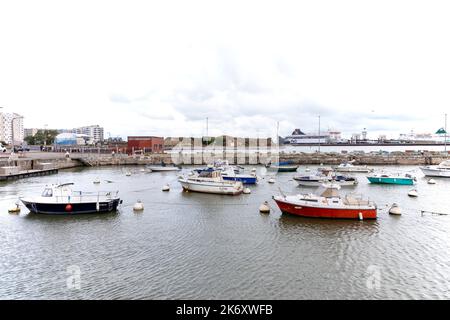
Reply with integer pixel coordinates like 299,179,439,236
284,128,342,145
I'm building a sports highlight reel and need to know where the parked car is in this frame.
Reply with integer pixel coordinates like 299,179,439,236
13,145,30,152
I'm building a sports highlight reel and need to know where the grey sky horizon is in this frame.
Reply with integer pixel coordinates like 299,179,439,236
1,0,449,140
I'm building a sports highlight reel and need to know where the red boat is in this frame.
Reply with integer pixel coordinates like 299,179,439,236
273,183,377,219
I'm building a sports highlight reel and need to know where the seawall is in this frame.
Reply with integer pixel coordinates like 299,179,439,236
1,150,447,171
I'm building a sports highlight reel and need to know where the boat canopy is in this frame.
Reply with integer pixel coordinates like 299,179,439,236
317,183,341,198
439,160,450,167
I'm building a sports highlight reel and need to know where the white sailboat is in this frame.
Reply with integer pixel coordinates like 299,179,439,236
178,171,244,195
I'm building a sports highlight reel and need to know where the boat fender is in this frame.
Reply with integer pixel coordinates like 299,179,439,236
65,204,73,212
358,212,363,220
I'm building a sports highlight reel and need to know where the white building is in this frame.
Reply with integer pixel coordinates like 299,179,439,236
73,125,104,144
0,112,24,145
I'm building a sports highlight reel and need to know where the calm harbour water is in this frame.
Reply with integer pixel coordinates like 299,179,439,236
1,165,450,300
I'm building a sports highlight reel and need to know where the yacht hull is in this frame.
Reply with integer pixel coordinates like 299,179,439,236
222,176,257,184
179,179,243,195
21,199,121,215
273,198,377,219
367,177,414,185
420,167,450,177
147,166,181,172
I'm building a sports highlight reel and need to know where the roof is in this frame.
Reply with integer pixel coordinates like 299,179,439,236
127,136,164,140
291,129,305,135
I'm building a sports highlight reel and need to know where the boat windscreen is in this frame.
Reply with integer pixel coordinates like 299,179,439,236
41,188,53,197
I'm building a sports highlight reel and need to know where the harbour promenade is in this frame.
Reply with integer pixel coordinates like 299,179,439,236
0,149,449,173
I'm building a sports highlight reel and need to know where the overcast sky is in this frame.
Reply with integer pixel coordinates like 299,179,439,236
1,0,450,139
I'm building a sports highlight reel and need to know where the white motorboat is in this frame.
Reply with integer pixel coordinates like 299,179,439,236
420,160,450,177
334,162,373,173
178,171,244,195
20,183,122,215
294,169,358,187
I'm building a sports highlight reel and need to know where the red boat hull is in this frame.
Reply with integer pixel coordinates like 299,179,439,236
274,199,377,219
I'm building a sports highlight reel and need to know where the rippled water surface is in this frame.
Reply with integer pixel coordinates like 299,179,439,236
1,165,450,299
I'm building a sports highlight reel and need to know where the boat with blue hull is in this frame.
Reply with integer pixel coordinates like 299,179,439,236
220,167,258,184
20,183,122,215
366,173,416,185
221,175,257,184
266,161,299,172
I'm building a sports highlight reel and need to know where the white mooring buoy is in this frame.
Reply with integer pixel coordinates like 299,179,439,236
162,184,170,192
93,178,101,184
408,189,418,197
243,187,251,194
259,201,270,213
8,203,21,214
125,171,132,176
268,178,275,184
133,200,144,211
427,178,436,184
389,203,402,215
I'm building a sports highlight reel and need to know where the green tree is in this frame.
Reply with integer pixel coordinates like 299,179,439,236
24,130,59,145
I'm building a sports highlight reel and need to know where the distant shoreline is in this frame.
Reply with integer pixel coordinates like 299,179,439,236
286,142,449,147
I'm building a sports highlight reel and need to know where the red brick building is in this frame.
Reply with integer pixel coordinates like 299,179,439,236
127,136,164,154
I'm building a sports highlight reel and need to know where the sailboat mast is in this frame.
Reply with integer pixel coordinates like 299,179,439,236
445,113,447,155
318,115,321,153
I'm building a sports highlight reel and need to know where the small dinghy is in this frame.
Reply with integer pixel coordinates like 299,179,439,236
266,161,299,172
20,183,122,215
